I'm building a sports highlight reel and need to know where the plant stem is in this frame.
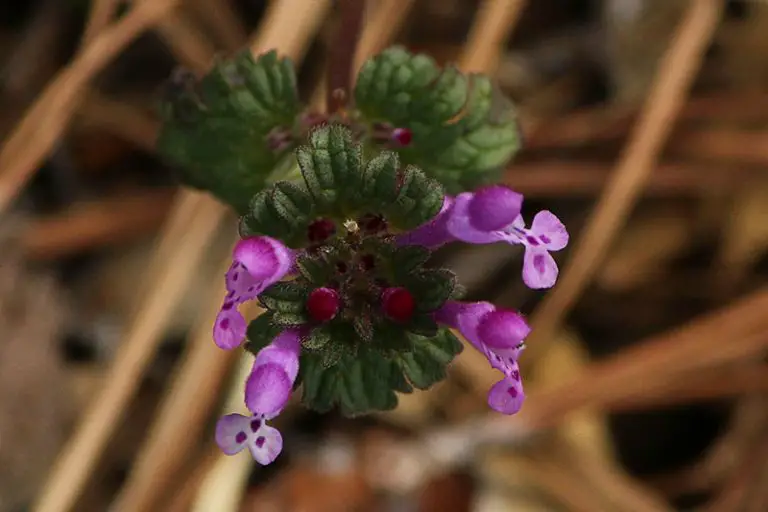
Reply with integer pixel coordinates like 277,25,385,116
326,0,366,114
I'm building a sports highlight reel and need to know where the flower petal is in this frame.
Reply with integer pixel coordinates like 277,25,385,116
396,195,456,248
487,346,525,376
433,300,465,329
446,193,508,244
214,413,251,455
454,301,496,353
254,329,301,382
487,374,525,415
476,310,531,349
522,248,559,289
530,211,568,251
247,423,283,465
225,262,262,303
467,186,523,232
213,306,247,350
233,236,295,285
245,362,292,418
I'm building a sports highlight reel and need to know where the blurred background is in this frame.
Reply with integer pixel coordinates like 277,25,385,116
1,0,768,511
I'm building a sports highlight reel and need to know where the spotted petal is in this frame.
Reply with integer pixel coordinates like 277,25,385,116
446,193,508,244
530,210,568,251
213,305,247,350
487,373,525,415
247,423,283,465
245,363,292,418
522,248,559,289
214,413,252,455
253,329,301,382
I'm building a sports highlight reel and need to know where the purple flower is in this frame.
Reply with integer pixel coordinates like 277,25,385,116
446,186,568,289
215,329,301,464
399,185,568,289
215,413,283,464
213,236,295,349
436,301,529,414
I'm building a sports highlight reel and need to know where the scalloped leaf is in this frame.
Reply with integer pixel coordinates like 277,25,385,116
397,328,463,390
296,124,363,212
300,348,402,416
354,46,522,193
157,49,301,213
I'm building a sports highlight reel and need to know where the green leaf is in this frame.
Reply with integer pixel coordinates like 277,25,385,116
158,50,301,214
361,151,399,206
270,181,314,225
244,313,281,355
398,328,463,390
353,316,374,342
297,124,363,211
385,166,444,230
303,328,331,350
259,281,308,313
372,320,413,353
300,348,399,416
407,269,456,312
406,314,439,337
390,244,431,277
272,311,308,326
355,46,522,193
240,182,315,248
296,254,335,283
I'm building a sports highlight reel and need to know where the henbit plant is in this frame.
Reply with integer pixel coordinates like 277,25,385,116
156,37,567,465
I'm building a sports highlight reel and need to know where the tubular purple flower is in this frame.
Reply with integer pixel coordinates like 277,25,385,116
245,329,301,417
445,185,568,289
213,236,295,349
435,301,529,414
215,329,301,465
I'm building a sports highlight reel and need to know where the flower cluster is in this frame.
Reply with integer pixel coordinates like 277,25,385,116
211,125,568,464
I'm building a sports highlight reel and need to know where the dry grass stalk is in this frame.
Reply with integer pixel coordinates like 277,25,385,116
523,0,724,365
509,285,768,432
187,0,248,53
22,188,176,260
507,455,613,512
607,362,768,412
309,0,417,110
459,0,528,73
77,93,159,153
415,286,768,480
524,92,768,151
191,353,255,512
504,161,739,198
705,430,768,511
354,0,417,71
81,0,122,47
155,8,219,74
0,0,182,214
163,447,222,512
109,254,238,512
33,0,335,508
557,445,672,512
33,192,224,512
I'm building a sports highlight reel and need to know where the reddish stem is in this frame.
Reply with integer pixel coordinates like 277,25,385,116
326,0,366,114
